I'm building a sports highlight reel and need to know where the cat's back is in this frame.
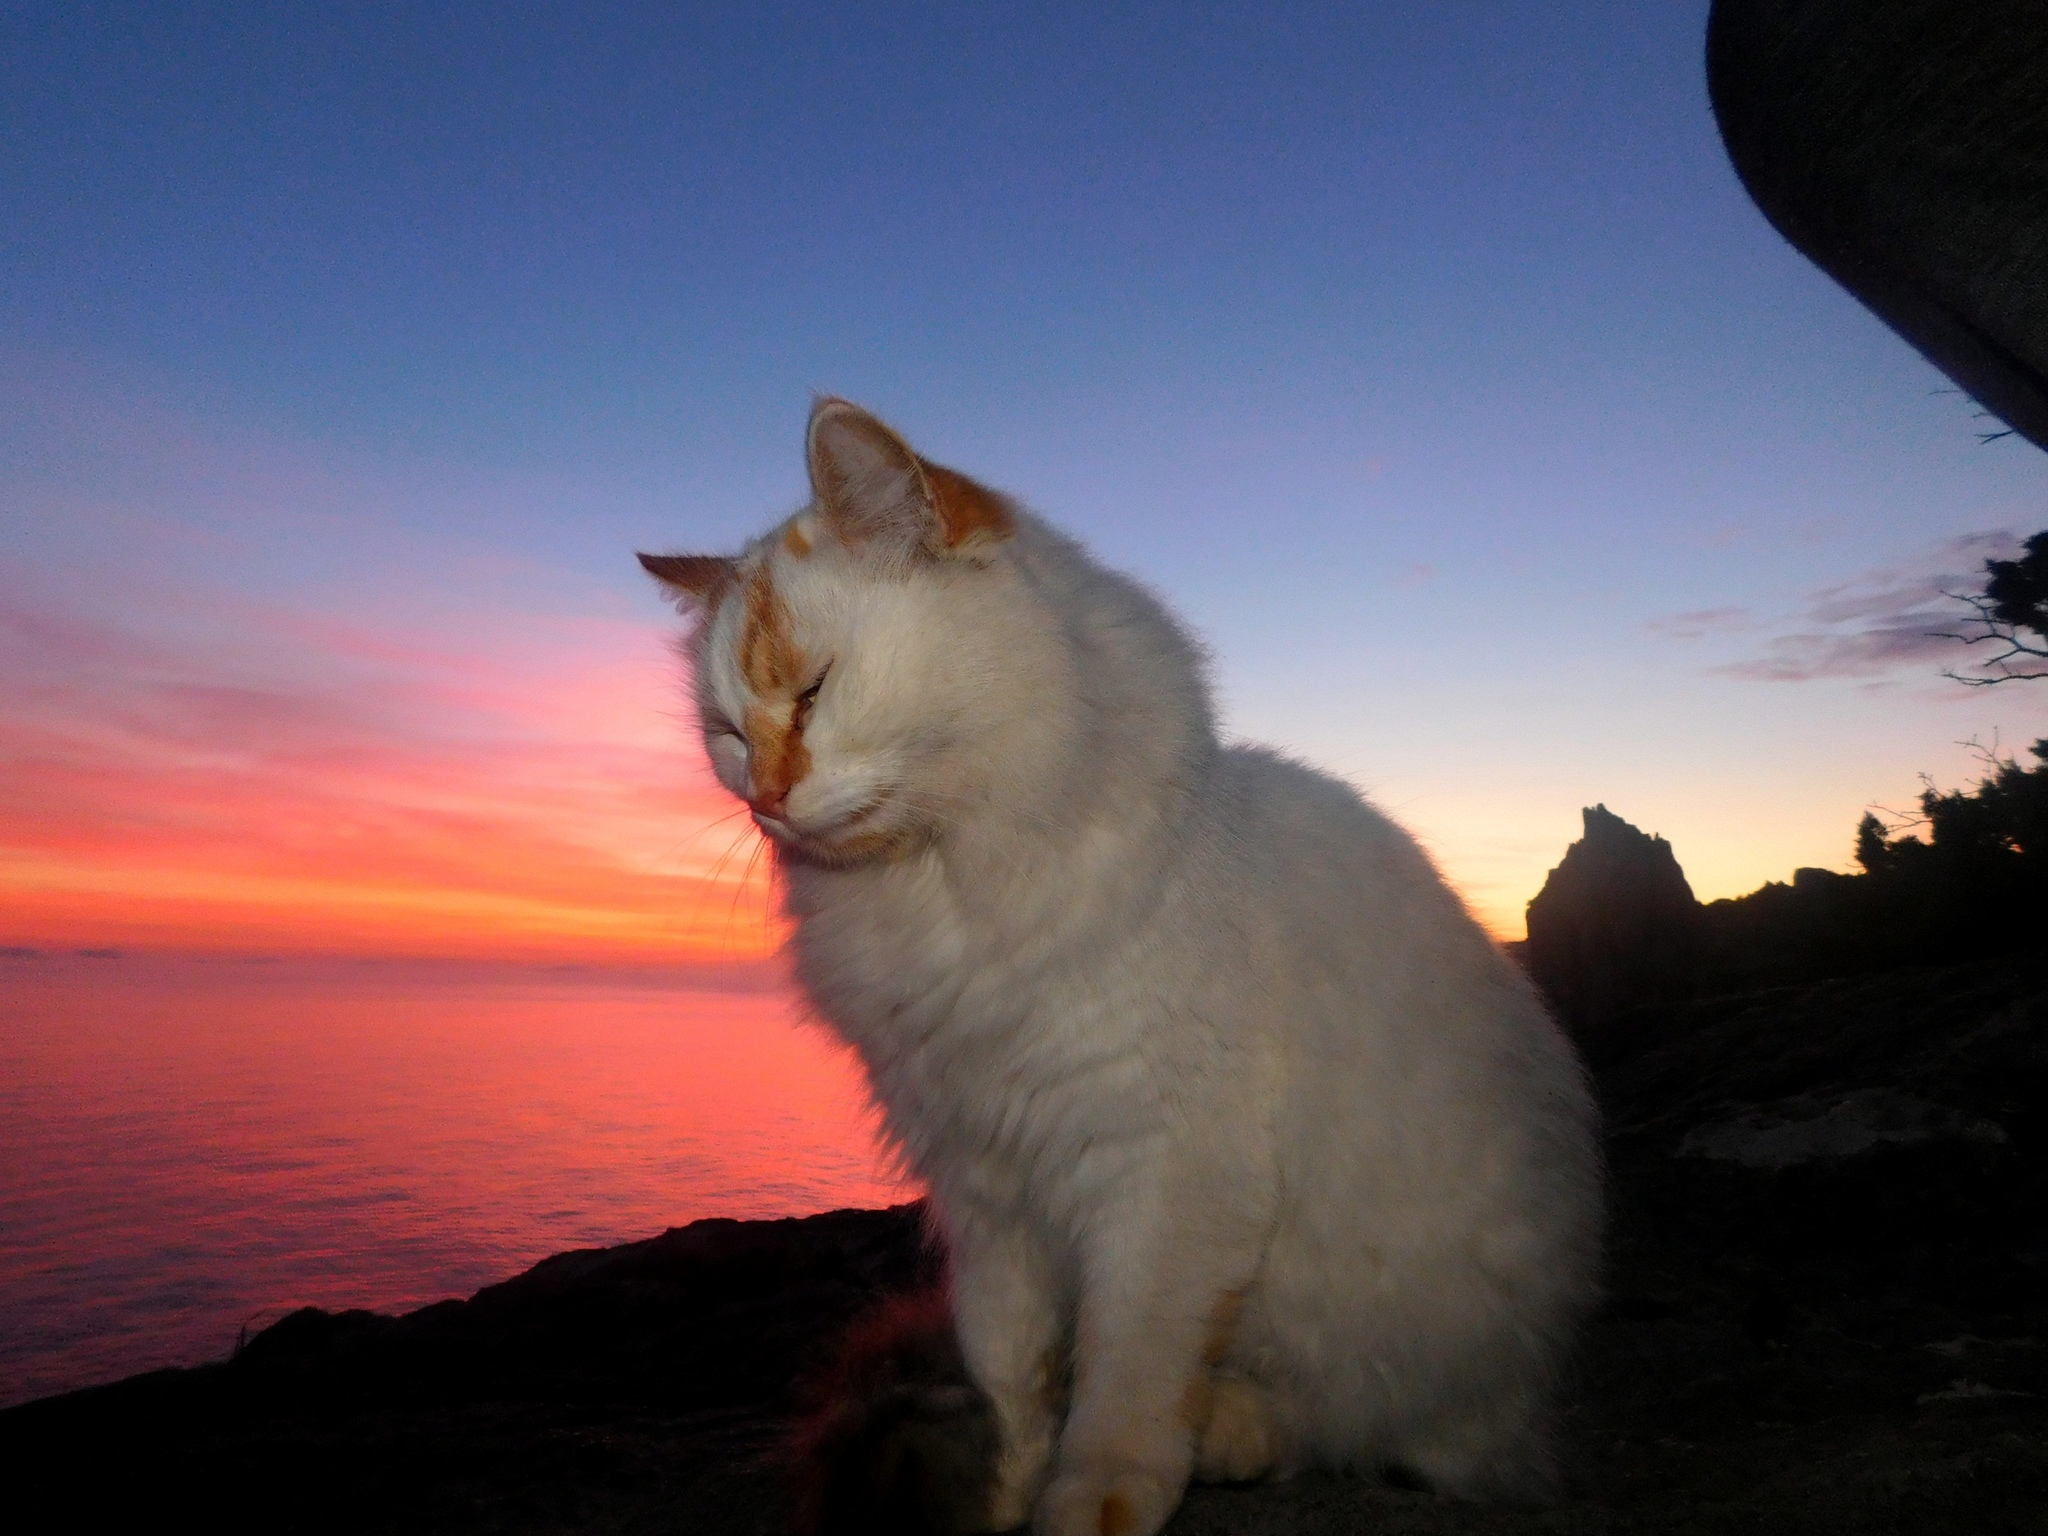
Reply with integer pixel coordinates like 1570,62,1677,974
1197,744,1491,973
1199,745,1600,1321
1190,744,1584,1130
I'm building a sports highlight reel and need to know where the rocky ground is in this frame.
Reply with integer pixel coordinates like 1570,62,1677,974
5,950,2045,1534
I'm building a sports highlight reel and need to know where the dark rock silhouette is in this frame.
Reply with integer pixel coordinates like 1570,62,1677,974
1686,743,2048,1000
9,951,2043,1533
1524,805,1702,1036
1525,748,2048,1036
1708,0,2048,449
3,1205,940,1535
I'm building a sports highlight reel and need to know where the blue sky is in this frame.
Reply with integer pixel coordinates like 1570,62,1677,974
5,1,2045,939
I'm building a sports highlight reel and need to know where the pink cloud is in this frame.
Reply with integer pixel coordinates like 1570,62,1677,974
1704,531,2025,684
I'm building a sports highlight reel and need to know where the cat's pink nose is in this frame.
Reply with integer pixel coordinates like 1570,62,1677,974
749,787,789,820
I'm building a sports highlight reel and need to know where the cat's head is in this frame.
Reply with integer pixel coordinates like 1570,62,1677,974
639,398,1041,867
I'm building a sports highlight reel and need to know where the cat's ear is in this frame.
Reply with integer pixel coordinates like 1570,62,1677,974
806,397,1014,561
637,552,735,611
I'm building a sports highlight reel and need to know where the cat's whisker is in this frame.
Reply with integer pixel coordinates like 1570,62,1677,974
723,831,773,959
755,836,788,939
658,804,755,874
704,823,757,887
700,824,765,922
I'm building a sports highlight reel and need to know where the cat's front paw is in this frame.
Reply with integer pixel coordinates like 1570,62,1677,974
1033,1463,1182,1536
1192,1374,1278,1484
986,1433,1053,1531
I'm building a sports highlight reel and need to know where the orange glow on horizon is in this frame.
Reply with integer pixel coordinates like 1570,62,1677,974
1,571,785,964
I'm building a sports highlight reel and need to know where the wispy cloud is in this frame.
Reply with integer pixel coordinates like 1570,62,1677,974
1686,532,2024,683
1643,605,1754,642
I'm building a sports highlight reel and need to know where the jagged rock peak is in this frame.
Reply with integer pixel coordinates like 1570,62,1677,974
1536,804,1699,908
1524,805,1702,1035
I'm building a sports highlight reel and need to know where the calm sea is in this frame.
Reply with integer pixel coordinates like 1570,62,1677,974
0,953,915,1409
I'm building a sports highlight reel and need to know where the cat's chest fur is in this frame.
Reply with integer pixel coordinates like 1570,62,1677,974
786,832,1185,1206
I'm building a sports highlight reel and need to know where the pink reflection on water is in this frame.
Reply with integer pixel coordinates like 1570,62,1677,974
0,954,916,1407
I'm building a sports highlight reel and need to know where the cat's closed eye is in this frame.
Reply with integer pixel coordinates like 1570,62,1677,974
793,665,831,729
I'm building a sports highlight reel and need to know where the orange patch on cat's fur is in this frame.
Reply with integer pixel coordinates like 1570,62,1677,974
782,522,812,558
740,570,801,694
920,459,1016,551
637,552,734,607
738,568,812,808
1099,1493,1139,1536
743,702,811,812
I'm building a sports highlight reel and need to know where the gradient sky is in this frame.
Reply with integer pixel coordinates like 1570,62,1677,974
5,1,2046,952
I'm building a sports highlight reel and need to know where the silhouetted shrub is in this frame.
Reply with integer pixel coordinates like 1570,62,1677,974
1837,739,2048,965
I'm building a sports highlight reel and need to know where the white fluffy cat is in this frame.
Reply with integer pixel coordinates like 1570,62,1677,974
642,400,1603,1536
